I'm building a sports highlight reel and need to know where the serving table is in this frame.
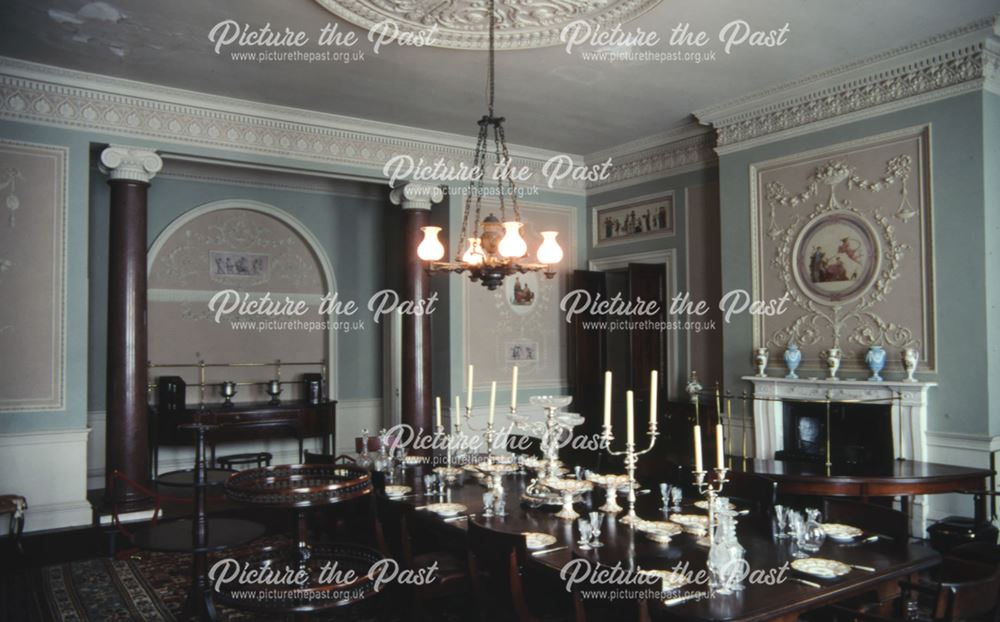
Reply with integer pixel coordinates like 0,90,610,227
381,465,941,622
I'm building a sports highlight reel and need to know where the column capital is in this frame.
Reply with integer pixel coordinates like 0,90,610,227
99,145,163,183
390,183,444,211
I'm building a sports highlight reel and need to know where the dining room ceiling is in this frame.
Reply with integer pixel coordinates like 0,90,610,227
0,0,996,155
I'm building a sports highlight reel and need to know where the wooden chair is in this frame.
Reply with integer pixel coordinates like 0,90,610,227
374,495,469,620
726,473,777,523
304,450,357,465
570,554,651,622
466,520,570,622
822,497,909,543
830,557,1000,622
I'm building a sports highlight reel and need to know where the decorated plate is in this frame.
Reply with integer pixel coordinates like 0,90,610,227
791,558,851,579
694,500,736,511
635,520,683,536
638,569,690,591
522,532,557,550
821,523,864,541
425,502,467,517
383,485,412,497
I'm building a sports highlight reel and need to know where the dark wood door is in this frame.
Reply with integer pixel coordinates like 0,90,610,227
568,270,606,469
627,263,666,449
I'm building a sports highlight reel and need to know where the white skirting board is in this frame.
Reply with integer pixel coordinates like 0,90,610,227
924,431,1000,531
0,428,92,534
86,398,384,490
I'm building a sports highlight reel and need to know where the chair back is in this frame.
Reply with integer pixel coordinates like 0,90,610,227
467,521,531,620
374,495,415,568
822,498,909,543
936,557,1000,621
727,473,777,522
304,450,357,465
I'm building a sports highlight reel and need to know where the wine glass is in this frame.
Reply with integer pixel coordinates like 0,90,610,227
773,504,789,539
669,486,683,512
482,492,495,518
659,483,671,512
577,520,593,550
588,511,604,548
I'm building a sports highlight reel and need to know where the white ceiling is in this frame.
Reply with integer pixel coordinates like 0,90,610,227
0,0,996,154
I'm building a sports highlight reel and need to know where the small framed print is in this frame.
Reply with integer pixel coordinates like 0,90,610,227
504,340,538,363
593,191,674,248
209,251,269,279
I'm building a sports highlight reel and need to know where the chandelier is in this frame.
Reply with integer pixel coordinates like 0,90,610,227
414,0,563,290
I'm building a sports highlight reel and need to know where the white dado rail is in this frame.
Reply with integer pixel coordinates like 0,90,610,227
743,376,937,463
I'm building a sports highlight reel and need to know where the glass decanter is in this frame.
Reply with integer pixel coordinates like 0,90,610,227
356,428,373,469
798,508,826,553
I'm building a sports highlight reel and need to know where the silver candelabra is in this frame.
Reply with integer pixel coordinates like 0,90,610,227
601,419,658,525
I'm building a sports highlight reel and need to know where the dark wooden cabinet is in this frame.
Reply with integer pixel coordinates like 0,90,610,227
151,400,337,472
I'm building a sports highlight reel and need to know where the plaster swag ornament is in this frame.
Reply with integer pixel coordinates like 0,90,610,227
313,0,663,50
763,153,922,361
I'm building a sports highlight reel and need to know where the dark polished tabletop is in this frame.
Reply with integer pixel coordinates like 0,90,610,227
382,465,941,622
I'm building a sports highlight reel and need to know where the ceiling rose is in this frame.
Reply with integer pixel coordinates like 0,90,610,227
313,0,662,50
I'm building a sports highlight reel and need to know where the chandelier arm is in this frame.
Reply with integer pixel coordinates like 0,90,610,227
496,123,521,224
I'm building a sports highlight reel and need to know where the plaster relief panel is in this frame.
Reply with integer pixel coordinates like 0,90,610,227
750,126,935,373
0,140,66,412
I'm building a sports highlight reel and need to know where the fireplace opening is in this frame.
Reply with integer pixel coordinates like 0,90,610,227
775,401,894,467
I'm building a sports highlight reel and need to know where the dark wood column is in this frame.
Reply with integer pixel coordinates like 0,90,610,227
390,183,443,446
100,146,162,510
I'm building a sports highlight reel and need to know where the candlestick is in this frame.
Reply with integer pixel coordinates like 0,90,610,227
454,396,462,433
694,425,703,472
603,371,612,432
691,465,730,594
467,365,474,409
511,366,518,409
488,381,497,425
741,391,748,461
626,390,635,447
715,385,721,422
436,396,442,429
649,370,658,427
716,423,725,470
726,396,733,465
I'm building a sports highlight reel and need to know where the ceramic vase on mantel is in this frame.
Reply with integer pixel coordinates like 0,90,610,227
823,348,842,380
865,346,886,382
902,348,919,382
754,347,769,377
783,342,801,379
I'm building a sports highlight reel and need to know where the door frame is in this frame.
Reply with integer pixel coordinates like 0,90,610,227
588,249,679,399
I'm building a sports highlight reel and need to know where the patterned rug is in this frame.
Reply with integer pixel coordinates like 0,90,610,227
29,538,474,621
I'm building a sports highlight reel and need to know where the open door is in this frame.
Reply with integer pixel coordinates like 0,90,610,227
567,269,606,469
628,262,667,450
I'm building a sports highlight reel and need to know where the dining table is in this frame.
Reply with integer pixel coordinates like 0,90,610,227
377,462,942,622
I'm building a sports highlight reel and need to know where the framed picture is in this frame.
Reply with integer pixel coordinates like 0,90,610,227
209,251,269,279
791,211,881,305
504,272,539,315
504,340,539,363
592,191,674,248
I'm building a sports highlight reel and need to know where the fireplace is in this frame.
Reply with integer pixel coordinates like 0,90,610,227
775,400,894,467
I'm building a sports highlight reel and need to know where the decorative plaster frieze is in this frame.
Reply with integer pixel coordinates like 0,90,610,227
586,129,717,192
98,145,162,183
696,16,999,154
0,57,586,194
313,0,662,50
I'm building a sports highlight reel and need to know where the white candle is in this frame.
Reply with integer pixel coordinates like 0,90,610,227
436,396,442,429
693,425,703,472
603,371,612,431
511,366,518,409
716,423,725,470
626,390,635,447
467,365,474,409
488,381,497,425
649,370,658,426
454,395,462,433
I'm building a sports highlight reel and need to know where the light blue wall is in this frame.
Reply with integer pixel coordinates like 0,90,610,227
587,167,720,393
718,91,991,435
87,170,390,412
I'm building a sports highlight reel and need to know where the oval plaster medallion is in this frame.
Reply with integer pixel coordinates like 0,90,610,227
314,0,663,50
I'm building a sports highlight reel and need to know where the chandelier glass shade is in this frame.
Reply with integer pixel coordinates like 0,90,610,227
417,0,562,290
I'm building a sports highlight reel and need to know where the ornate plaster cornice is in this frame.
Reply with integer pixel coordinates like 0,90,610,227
695,15,999,155
313,0,662,50
99,145,162,183
0,56,586,194
585,125,717,193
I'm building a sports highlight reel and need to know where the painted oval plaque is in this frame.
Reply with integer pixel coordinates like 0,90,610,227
792,211,881,305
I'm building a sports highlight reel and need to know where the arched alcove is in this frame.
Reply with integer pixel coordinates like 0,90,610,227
147,199,337,402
